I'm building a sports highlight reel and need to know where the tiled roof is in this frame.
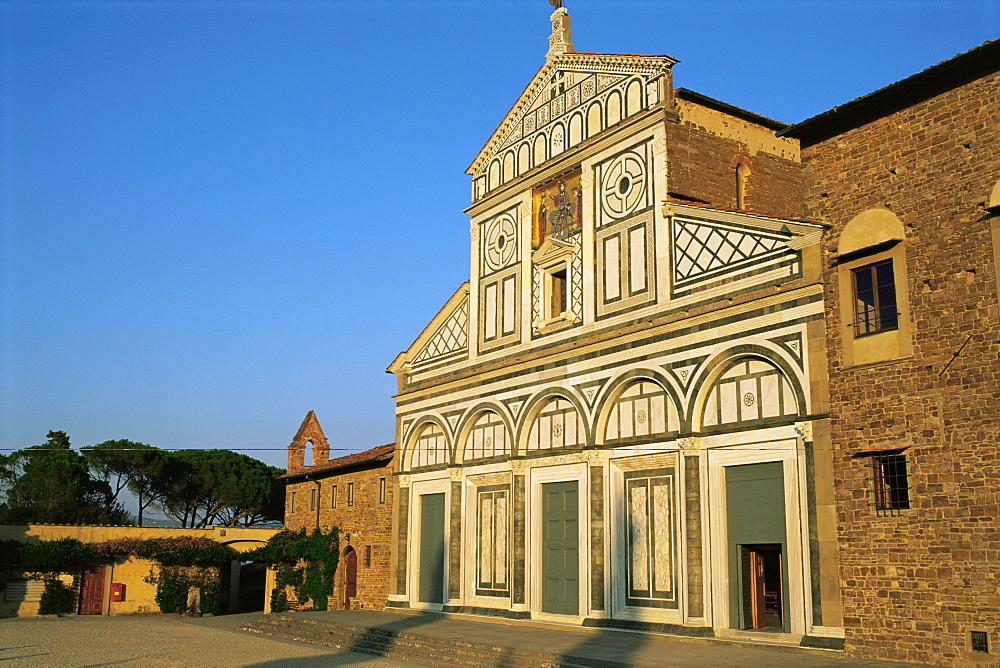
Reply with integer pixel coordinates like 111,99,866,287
675,88,789,130
279,443,394,481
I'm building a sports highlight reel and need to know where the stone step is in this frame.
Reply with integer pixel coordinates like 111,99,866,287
239,614,596,667
241,621,458,666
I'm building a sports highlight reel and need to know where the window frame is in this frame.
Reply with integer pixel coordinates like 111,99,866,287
379,477,386,504
854,448,911,516
347,482,355,507
851,259,899,336
331,484,338,509
836,244,912,367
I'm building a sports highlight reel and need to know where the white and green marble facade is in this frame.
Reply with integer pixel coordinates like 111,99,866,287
388,31,840,645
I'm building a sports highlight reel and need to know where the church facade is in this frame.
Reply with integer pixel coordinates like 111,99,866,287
386,7,843,645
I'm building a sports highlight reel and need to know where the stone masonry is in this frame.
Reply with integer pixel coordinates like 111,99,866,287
786,40,1000,666
281,411,394,611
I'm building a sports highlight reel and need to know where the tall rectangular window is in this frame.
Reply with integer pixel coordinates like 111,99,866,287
872,453,910,514
550,268,567,317
347,482,355,507
853,261,898,335
309,488,317,512
331,485,338,508
379,477,386,504
365,545,372,568
290,491,297,513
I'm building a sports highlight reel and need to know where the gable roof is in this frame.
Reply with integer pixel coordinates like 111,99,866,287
279,443,394,481
466,51,677,179
388,282,469,375
290,410,328,447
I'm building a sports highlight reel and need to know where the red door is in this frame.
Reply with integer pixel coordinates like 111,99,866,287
343,549,357,609
79,566,106,615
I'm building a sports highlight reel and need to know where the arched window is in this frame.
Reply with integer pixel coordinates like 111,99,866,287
736,162,751,210
525,396,585,451
702,358,799,428
604,380,678,442
463,411,509,461
407,422,449,470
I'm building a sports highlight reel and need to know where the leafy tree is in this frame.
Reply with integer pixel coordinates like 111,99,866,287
82,440,166,526
0,431,130,525
153,449,283,528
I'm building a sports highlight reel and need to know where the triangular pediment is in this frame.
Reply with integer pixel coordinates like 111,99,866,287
533,236,576,266
389,283,470,374
467,52,677,198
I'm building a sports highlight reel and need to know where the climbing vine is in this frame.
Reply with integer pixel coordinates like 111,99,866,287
246,527,339,612
0,536,236,616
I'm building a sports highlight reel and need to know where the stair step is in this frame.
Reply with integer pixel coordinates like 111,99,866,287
239,617,565,667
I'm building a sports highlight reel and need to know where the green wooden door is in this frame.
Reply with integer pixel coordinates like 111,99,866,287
542,481,579,615
418,492,446,604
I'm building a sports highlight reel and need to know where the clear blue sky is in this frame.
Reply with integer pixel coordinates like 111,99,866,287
2,0,997,469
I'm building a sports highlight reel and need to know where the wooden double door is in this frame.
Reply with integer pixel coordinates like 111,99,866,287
79,566,106,615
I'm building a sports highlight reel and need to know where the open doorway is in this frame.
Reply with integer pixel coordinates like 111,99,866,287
741,544,783,630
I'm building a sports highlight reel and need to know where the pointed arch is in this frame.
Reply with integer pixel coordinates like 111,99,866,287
519,388,590,454
401,416,453,471
593,370,682,446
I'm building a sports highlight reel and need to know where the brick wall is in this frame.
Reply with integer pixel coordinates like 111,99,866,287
801,69,1000,664
668,97,804,219
285,459,394,611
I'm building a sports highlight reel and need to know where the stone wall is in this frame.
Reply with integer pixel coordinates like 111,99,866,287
284,459,393,611
669,95,804,219
801,67,1000,665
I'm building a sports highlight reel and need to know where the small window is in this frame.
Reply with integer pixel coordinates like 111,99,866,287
331,485,338,509
365,545,372,568
550,267,567,317
853,261,898,335
347,482,355,507
872,453,910,514
971,630,989,653
309,488,317,512
379,477,386,504
290,491,297,513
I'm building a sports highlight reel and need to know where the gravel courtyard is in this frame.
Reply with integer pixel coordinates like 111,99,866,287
0,613,410,667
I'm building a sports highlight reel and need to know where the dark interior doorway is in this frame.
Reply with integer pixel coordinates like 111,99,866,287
742,544,783,630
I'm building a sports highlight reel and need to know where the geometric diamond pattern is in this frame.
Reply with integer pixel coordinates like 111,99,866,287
413,296,469,363
673,220,784,282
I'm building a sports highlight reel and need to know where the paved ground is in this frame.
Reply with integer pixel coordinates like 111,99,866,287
0,613,409,667
0,610,918,667
289,609,918,668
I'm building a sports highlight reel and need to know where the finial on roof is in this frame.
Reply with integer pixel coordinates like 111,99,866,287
546,1,574,59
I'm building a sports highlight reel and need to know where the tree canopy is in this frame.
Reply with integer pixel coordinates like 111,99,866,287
0,432,284,528
0,431,129,525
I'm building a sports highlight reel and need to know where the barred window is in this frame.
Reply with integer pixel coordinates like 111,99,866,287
856,448,910,515
853,261,898,335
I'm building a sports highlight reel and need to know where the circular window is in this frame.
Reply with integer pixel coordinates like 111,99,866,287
618,176,631,194
496,235,506,249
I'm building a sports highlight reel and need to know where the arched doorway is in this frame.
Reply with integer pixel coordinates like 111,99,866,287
343,547,357,609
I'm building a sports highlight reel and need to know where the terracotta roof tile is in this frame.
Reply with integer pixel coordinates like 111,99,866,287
279,443,394,480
